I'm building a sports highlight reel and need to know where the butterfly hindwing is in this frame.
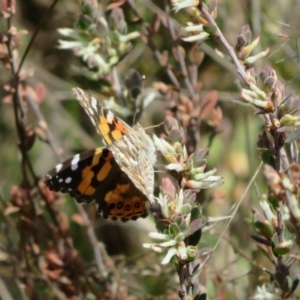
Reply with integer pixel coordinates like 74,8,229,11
45,148,111,204
45,148,148,221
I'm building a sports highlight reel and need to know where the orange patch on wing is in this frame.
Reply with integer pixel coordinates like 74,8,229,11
78,168,95,195
116,183,130,194
99,115,109,125
104,135,112,145
115,121,130,133
77,149,103,195
85,185,96,195
111,129,123,141
98,123,110,136
103,183,147,218
91,149,102,166
105,190,119,202
110,121,130,141
97,160,113,181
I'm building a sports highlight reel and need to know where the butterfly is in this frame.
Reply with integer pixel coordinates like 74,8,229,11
45,87,156,222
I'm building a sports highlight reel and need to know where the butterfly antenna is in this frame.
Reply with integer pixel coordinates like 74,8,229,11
133,75,146,124
144,121,165,131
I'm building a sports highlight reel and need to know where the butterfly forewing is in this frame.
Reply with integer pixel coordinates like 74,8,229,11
72,88,132,146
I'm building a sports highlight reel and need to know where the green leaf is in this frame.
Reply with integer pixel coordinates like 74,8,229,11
203,24,217,35
189,228,202,246
267,195,280,210
190,206,202,222
183,219,203,245
181,203,191,215
194,293,207,300
273,240,292,256
261,149,275,167
287,277,299,297
285,126,300,144
169,223,181,237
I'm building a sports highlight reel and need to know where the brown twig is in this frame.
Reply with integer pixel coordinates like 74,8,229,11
199,4,249,86
4,0,113,296
17,0,59,75
26,90,61,161
76,204,112,279
178,264,187,300
163,1,196,100
17,2,112,284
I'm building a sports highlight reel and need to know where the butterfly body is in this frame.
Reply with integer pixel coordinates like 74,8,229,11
45,88,156,221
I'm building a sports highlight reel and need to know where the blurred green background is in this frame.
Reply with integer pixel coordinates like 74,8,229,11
1,0,300,299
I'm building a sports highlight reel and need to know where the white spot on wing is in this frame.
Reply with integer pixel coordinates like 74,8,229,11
59,178,63,183
91,97,98,111
65,177,72,184
71,154,80,171
55,163,63,172
106,111,114,123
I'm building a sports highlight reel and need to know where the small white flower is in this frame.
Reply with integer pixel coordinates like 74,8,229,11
189,164,206,175
148,232,171,240
118,31,140,43
184,23,204,32
57,40,83,50
280,114,300,127
252,284,282,300
153,135,175,155
249,83,267,100
244,48,270,65
155,193,170,218
260,199,275,222
143,244,163,253
178,244,187,260
171,0,199,12
240,35,260,58
58,28,78,37
241,89,273,111
161,248,177,264
193,168,217,181
156,239,178,247
166,163,185,172
176,189,184,212
182,32,209,42
186,177,224,189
